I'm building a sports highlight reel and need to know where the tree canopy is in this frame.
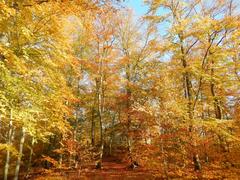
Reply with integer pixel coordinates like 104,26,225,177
1,0,240,179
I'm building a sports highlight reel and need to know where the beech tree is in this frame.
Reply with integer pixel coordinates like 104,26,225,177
1,0,240,179
145,0,240,172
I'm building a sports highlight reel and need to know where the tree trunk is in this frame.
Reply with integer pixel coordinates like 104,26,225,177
4,109,13,180
0,113,1,134
125,61,134,164
91,108,95,146
210,60,222,119
96,56,104,169
26,137,35,177
127,138,133,163
179,34,201,171
14,127,26,180
98,110,104,168
210,82,222,119
4,141,11,180
109,115,115,156
193,153,201,170
109,138,113,156
73,118,78,168
91,107,95,146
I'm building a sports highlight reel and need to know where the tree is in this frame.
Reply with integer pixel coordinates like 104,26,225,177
145,0,240,171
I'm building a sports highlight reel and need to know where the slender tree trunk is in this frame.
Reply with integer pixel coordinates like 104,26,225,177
0,113,1,134
124,58,139,168
4,109,13,180
99,78,104,166
4,140,11,180
14,127,26,180
109,138,113,156
179,34,201,171
96,57,104,169
193,153,201,170
109,115,115,156
59,154,63,168
91,108,95,146
125,61,134,164
210,59,222,119
127,138,133,163
98,107,104,168
73,118,78,168
26,137,35,177
211,83,222,119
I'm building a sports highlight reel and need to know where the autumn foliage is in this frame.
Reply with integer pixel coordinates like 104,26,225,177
1,0,240,179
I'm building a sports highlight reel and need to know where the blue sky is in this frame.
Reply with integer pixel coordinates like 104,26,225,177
123,0,169,36
123,0,148,16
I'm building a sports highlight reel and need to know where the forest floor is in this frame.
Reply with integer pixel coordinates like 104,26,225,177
26,164,240,180
28,159,155,180
18,158,240,180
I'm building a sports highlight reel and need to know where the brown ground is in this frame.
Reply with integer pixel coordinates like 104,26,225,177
18,158,240,180
25,160,155,180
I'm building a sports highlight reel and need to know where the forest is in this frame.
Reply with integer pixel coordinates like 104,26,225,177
1,0,240,179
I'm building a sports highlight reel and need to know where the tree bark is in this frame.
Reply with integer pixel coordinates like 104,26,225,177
210,58,222,119
96,56,104,168
193,153,201,170
125,60,134,164
91,108,95,146
179,32,201,171
210,82,222,119
109,114,115,156
4,109,13,180
14,127,26,180
26,137,35,176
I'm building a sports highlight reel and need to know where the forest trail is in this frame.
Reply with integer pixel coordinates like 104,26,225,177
24,156,240,180
32,158,155,180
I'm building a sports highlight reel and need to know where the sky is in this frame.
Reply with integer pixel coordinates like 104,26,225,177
123,0,148,17
123,0,170,37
